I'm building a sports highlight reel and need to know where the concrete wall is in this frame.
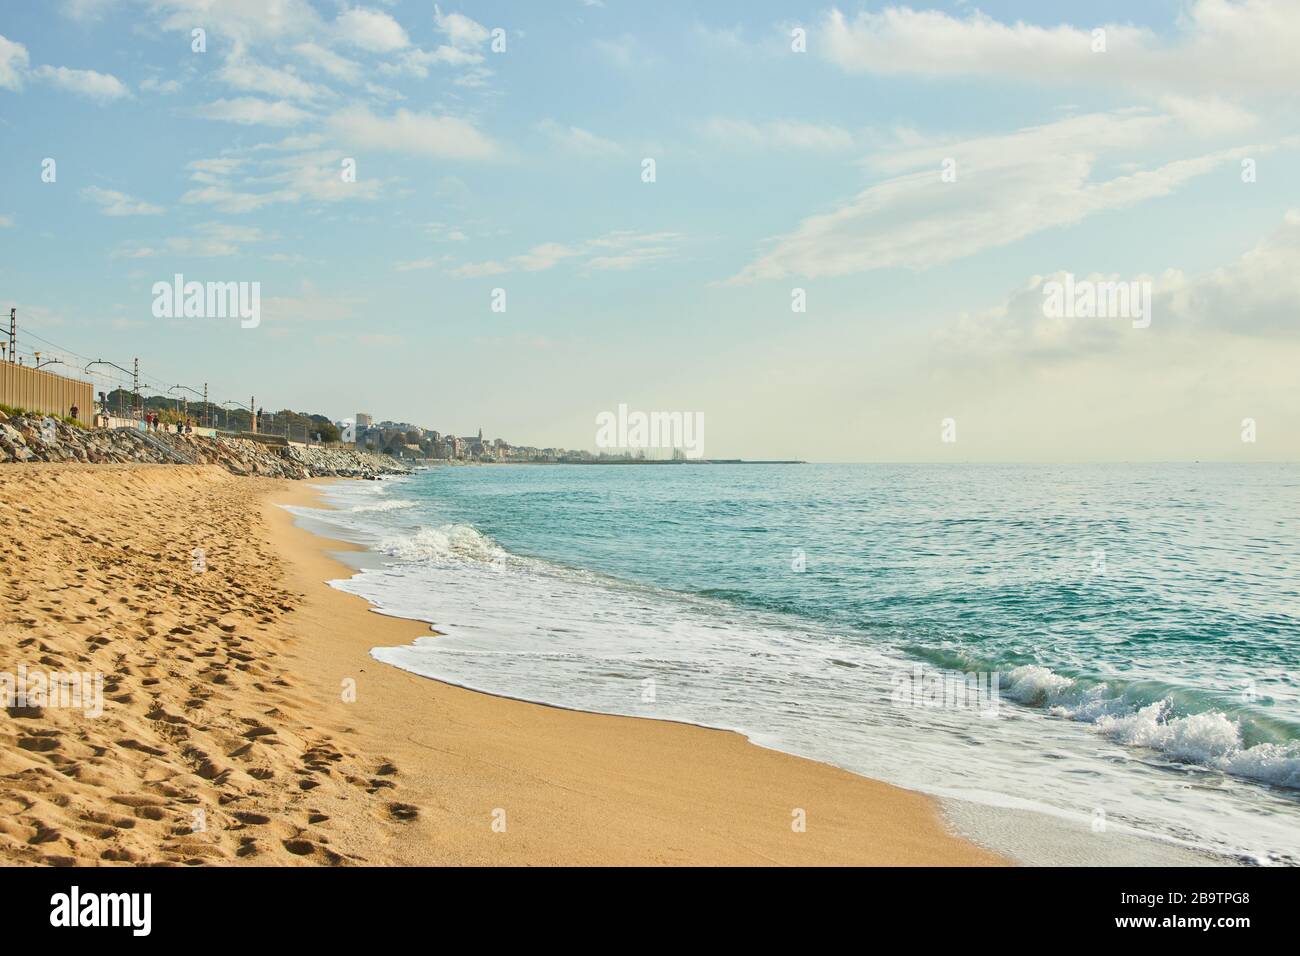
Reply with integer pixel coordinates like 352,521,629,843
0,362,93,424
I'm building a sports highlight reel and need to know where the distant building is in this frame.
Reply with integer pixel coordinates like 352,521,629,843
333,419,580,462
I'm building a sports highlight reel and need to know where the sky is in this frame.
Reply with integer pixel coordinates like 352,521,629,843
0,0,1297,461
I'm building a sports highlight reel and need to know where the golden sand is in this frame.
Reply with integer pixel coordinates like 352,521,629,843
0,464,1004,866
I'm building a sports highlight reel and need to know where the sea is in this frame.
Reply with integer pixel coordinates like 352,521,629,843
283,463,1300,866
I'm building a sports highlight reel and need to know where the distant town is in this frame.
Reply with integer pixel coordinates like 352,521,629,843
346,413,702,464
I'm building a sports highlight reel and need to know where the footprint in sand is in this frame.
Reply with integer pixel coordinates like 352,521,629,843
232,811,272,826
386,803,419,822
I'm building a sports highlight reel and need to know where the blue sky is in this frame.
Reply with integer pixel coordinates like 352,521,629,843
1,1,1297,460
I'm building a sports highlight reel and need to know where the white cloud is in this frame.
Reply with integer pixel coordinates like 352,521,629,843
1160,209,1300,338
82,186,164,216
933,210,1300,365
180,185,278,214
822,8,1136,78
584,230,682,271
200,96,312,126
381,7,490,83
729,112,1256,283
510,242,580,272
452,259,509,279
452,231,682,278
430,45,483,66
369,6,488,87
140,75,181,94
260,148,385,203
536,119,622,156
702,117,855,151
820,2,1300,100
424,222,468,242
149,0,321,44
259,132,326,152
379,44,483,79
1157,95,1258,137
31,64,129,101
335,7,409,53
0,34,30,90
0,214,13,228
60,0,118,21
218,46,329,100
113,221,267,258
293,42,363,84
180,147,383,212
364,80,403,101
453,66,493,88
433,5,490,48
326,106,499,160
261,281,357,324
195,222,265,244
186,157,244,184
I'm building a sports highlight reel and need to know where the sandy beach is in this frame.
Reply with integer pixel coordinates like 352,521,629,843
0,464,1003,866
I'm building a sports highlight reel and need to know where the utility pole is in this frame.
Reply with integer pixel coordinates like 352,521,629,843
8,308,15,363
203,383,208,428
251,396,256,434
133,357,140,418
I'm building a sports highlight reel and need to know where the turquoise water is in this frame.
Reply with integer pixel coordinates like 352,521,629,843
291,463,1300,864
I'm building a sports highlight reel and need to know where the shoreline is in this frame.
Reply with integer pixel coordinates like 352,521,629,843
281,476,1238,868
266,477,1007,865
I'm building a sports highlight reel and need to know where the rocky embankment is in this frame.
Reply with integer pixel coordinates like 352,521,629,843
0,411,408,479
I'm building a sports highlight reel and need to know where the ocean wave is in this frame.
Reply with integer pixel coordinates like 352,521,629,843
1001,663,1300,789
902,644,1300,789
1094,700,1300,789
378,523,509,565
1001,664,1076,704
348,499,416,514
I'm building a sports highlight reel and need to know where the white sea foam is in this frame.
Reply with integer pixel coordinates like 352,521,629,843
1097,701,1240,759
1003,664,1075,705
1094,700,1300,787
999,665,1300,789
378,523,509,563
1218,743,1300,790
349,499,416,514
